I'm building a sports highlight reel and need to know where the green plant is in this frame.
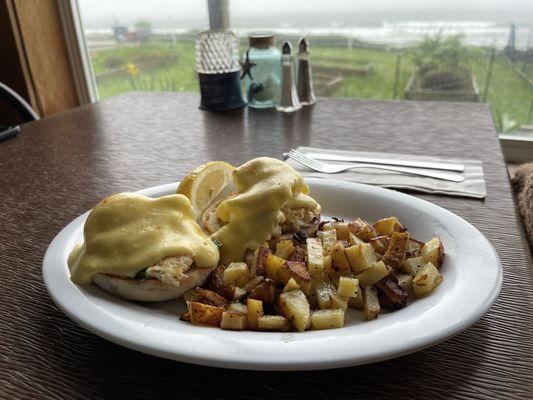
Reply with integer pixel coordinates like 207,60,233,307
410,34,472,75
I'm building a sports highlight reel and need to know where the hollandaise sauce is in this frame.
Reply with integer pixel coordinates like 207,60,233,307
69,193,219,285
213,157,320,263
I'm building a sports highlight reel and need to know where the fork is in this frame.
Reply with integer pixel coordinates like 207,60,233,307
288,149,464,182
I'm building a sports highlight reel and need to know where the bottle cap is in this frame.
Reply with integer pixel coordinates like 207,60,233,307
282,41,292,56
299,38,309,53
248,32,275,49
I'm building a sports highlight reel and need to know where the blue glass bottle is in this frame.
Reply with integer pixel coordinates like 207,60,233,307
242,33,281,109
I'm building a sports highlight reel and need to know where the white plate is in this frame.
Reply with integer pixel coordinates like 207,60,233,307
42,179,502,371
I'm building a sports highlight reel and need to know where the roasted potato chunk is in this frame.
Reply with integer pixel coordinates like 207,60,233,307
258,315,290,331
337,276,360,298
254,246,271,276
223,262,250,287
373,217,405,236
330,293,349,311
403,256,425,276
306,238,324,277
412,262,443,298
277,290,311,332
363,286,380,320
276,240,295,260
317,229,337,255
356,261,390,287
248,278,276,305
247,298,264,330
346,243,377,274
315,279,337,309
376,276,408,308
190,302,225,327
421,237,445,268
368,235,390,255
382,231,410,269
265,253,286,281
311,309,345,330
348,283,364,309
349,218,377,240
329,241,351,272
283,277,300,292
221,311,248,330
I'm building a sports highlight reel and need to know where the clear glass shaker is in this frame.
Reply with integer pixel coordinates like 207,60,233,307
242,33,281,109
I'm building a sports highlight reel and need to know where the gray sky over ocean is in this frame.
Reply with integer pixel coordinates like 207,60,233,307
79,0,533,28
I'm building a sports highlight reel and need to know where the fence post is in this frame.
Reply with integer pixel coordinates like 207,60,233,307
392,54,401,99
527,95,533,125
482,48,496,102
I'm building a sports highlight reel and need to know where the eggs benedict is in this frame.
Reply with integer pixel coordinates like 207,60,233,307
205,157,321,264
68,193,219,301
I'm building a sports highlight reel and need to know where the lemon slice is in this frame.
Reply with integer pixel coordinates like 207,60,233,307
177,161,234,216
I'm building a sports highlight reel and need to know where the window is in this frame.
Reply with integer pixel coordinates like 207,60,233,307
76,0,533,142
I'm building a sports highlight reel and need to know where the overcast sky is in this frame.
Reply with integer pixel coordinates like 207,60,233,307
79,0,533,27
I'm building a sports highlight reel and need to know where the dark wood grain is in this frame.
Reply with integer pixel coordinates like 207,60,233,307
1,92,532,400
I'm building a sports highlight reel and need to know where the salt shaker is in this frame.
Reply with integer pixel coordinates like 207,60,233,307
276,41,302,113
297,38,317,106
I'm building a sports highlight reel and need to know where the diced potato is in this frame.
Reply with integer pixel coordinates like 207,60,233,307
421,237,445,268
253,246,271,276
348,283,364,309
311,309,345,330
406,239,424,258
349,218,377,240
330,293,349,311
306,238,324,277
317,230,337,255
227,302,247,314
395,273,414,297
412,262,443,298
349,232,365,246
258,315,290,332
247,298,264,330
248,278,276,305
315,279,337,309
277,261,311,284
332,221,350,241
373,217,402,236
382,231,410,269
220,311,248,330
244,275,264,292
337,276,360,298
301,281,318,309
323,255,333,273
329,242,351,272
362,286,380,320
283,277,300,292
403,256,425,276
368,235,390,255
223,262,249,287
189,302,225,327
356,260,390,286
184,287,229,307
265,253,286,281
346,243,377,274
276,240,295,260
233,287,247,301
277,290,311,332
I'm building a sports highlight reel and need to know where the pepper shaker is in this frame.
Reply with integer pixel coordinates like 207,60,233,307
297,38,316,106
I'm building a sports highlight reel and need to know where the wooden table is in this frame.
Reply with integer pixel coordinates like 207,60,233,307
1,93,532,400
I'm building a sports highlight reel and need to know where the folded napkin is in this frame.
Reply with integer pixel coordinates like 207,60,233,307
286,146,486,199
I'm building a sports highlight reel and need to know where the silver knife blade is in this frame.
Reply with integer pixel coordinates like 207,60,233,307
304,152,465,172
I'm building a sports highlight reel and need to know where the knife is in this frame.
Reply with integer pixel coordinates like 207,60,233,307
302,152,465,172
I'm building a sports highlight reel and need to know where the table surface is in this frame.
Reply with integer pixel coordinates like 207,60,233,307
1,92,532,400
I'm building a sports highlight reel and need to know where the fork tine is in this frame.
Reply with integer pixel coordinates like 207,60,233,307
288,151,321,170
289,149,323,168
288,152,317,170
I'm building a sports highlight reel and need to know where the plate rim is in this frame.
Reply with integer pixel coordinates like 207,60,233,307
42,179,502,371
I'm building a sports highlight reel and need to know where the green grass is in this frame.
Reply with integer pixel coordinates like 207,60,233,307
89,40,533,129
